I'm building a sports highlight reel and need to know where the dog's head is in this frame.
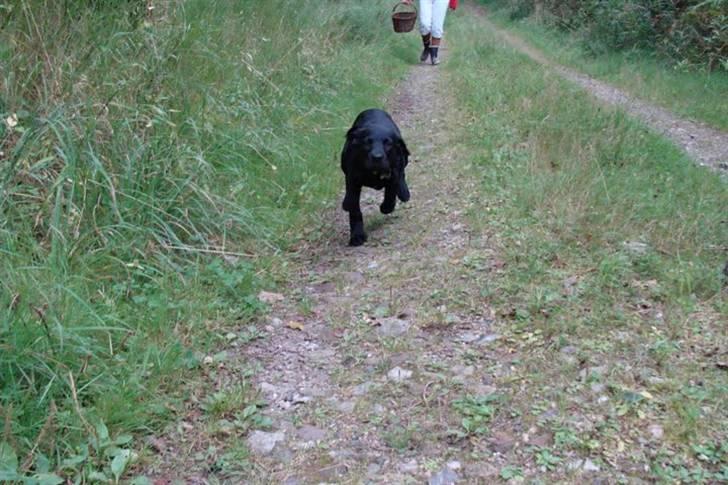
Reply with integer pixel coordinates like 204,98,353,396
346,124,409,180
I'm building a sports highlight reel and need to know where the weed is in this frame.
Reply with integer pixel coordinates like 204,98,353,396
534,448,562,470
553,427,581,450
500,465,524,480
692,441,728,466
452,394,500,436
648,338,680,367
383,423,418,452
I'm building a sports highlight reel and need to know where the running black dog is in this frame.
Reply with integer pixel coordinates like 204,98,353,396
341,109,411,246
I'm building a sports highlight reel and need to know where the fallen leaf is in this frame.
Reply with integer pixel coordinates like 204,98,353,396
286,321,305,331
258,291,284,304
5,114,18,128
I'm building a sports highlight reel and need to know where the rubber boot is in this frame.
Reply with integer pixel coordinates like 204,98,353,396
420,34,431,63
430,37,441,65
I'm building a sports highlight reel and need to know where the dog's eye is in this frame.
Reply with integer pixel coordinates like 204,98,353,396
365,137,373,145
384,139,392,147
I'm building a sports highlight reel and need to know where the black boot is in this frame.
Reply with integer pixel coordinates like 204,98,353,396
430,46,440,65
420,34,431,63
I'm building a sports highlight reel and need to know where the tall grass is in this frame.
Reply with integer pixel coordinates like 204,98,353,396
449,18,727,299
479,0,728,130
447,16,727,473
0,0,410,479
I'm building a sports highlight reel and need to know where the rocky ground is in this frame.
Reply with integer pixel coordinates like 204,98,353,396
144,7,727,484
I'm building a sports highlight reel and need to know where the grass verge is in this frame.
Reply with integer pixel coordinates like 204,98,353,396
0,0,413,481
478,1,728,131
446,9,727,482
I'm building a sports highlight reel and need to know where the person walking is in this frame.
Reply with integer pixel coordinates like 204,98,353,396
403,0,451,65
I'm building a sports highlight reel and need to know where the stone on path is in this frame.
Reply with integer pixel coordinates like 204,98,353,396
247,430,285,456
648,423,664,440
296,425,326,442
377,317,411,337
387,367,413,382
428,464,460,485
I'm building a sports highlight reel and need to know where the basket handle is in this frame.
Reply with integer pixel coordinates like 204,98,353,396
392,1,417,14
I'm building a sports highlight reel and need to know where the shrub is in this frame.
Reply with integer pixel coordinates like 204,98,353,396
482,0,728,69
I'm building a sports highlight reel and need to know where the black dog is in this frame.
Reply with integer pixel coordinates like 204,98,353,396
341,109,410,246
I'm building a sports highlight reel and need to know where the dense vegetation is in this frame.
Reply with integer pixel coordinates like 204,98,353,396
0,0,409,480
483,0,728,70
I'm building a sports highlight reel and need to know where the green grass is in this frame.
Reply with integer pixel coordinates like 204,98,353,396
0,0,413,480
479,2,728,130
447,10,727,482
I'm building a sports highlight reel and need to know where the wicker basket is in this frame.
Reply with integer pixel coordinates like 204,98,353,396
391,2,417,33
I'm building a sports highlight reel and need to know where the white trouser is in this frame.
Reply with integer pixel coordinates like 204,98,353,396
418,0,448,38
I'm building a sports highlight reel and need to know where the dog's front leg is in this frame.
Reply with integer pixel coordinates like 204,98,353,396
342,178,358,212
397,172,410,202
343,180,367,246
380,183,397,214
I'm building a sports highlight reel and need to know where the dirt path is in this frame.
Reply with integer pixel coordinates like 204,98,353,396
146,44,512,483
475,7,728,172
238,50,507,483
143,9,725,484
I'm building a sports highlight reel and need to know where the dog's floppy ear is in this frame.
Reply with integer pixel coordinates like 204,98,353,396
396,137,410,167
346,126,366,143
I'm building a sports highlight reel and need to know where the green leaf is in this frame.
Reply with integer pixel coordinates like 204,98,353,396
31,473,65,485
114,434,133,446
374,306,389,318
0,442,18,473
213,351,228,363
104,446,125,458
60,453,87,469
130,476,153,485
35,453,51,474
95,419,110,445
500,465,523,479
256,416,273,428
111,449,132,482
0,471,19,481
242,404,258,419
88,470,109,481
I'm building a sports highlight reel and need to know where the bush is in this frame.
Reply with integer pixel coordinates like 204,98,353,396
506,0,535,20
664,0,728,70
483,0,728,70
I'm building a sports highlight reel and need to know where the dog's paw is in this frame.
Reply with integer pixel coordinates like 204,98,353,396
380,202,395,214
397,184,410,202
349,232,368,246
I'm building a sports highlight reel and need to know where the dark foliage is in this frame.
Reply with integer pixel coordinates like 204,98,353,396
489,0,727,69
